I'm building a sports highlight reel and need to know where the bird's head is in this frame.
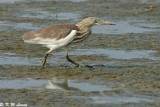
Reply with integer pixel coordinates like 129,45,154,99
77,17,115,27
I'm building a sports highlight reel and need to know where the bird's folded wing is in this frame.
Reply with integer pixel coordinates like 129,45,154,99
22,24,79,44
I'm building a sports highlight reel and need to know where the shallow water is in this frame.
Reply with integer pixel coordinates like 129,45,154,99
73,49,159,60
0,0,24,4
120,0,160,4
1,20,160,34
20,9,80,21
0,77,155,104
93,20,160,34
0,0,52,4
0,78,47,89
0,0,87,4
91,95,153,104
0,0,160,106
54,0,88,2
0,78,110,92
0,56,40,65
0,49,159,65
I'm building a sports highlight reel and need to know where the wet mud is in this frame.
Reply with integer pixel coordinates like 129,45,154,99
0,0,160,107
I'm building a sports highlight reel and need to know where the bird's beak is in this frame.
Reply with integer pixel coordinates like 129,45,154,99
102,22,115,25
97,21,115,25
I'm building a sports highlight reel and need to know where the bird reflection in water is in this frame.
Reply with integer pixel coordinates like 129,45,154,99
44,79,78,91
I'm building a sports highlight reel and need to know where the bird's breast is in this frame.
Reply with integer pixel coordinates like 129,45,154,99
70,30,91,43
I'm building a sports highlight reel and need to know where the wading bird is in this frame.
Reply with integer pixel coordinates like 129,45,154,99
22,17,115,67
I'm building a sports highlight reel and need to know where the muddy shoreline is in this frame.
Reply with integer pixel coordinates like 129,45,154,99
0,0,160,107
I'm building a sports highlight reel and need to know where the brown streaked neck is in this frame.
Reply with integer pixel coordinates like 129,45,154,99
76,21,92,33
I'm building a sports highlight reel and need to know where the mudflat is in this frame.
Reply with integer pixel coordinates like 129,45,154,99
0,0,160,107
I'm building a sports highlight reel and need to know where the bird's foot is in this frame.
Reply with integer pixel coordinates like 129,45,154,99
85,65,94,68
75,64,94,69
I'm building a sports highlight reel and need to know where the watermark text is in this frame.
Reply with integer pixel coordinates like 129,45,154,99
0,103,27,107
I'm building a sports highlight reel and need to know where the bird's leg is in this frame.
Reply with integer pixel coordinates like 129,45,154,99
64,46,80,67
66,54,80,67
42,47,55,67
85,65,94,68
42,53,49,67
64,46,93,68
